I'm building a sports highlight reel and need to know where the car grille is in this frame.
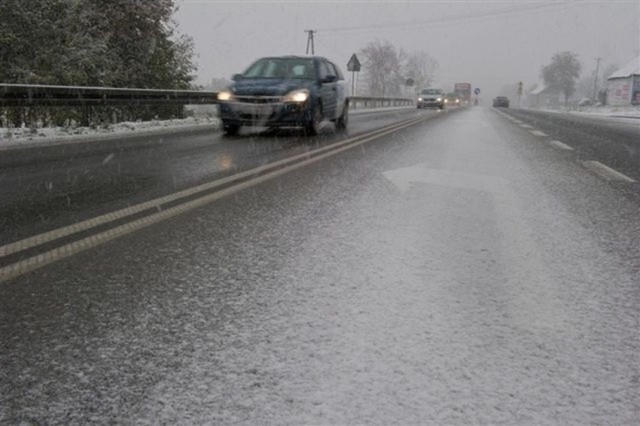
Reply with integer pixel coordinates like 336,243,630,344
234,95,282,104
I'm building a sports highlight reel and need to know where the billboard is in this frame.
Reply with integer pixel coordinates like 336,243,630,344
607,78,633,106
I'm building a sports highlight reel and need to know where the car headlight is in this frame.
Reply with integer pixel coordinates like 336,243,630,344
282,89,309,103
436,97,442,102
418,97,423,102
218,90,234,102
444,99,448,103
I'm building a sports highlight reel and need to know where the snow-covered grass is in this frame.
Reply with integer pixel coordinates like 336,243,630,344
0,104,416,150
0,116,221,149
538,105,640,118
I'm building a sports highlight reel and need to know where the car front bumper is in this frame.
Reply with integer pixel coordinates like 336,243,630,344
218,101,310,127
418,99,444,108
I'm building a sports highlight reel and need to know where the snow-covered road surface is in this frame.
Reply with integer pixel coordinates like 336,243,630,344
1,106,638,424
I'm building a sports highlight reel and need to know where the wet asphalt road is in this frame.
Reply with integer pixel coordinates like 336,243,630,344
500,108,640,182
0,107,432,244
1,106,639,424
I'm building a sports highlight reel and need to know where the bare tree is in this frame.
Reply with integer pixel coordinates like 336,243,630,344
360,40,403,97
541,51,581,105
403,51,438,91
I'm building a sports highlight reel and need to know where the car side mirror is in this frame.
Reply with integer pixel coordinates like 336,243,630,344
232,73,244,81
322,75,338,83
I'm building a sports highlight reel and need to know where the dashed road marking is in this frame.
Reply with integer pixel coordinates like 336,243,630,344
0,115,428,283
548,140,574,150
530,130,548,137
582,161,636,183
519,124,533,129
0,117,423,259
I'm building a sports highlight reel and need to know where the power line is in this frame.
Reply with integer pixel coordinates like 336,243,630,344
315,2,573,35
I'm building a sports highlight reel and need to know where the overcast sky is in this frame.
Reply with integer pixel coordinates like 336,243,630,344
175,0,640,97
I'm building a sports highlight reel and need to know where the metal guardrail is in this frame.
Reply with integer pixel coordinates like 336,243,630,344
0,84,415,108
0,84,219,107
350,96,415,109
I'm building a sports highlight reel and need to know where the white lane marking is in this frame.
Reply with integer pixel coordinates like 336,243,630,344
548,140,574,150
512,119,523,124
519,124,533,129
0,117,423,258
530,130,548,137
0,117,426,283
383,165,508,194
582,161,636,183
102,153,115,165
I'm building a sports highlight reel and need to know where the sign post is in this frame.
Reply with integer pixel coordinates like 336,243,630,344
518,81,523,107
474,88,480,105
347,54,361,97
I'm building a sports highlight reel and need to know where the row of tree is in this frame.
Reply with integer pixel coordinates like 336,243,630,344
359,40,438,97
0,0,197,127
357,44,619,105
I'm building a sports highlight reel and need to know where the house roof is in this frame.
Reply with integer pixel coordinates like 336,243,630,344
608,56,640,79
530,83,548,95
531,84,546,95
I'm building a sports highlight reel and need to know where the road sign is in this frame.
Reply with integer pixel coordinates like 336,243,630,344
474,88,481,95
347,54,361,72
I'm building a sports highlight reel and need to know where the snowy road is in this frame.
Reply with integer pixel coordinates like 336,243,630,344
0,106,430,244
1,106,639,424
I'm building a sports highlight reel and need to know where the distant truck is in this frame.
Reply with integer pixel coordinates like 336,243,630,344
454,83,472,104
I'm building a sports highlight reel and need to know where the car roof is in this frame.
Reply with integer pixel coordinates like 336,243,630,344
260,55,329,61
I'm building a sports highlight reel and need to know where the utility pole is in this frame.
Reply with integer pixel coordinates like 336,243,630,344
304,30,316,55
593,57,602,101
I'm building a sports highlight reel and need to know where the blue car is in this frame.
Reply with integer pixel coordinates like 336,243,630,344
217,56,349,135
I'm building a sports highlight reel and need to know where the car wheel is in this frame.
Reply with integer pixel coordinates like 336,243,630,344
335,102,348,131
305,103,322,136
223,123,240,136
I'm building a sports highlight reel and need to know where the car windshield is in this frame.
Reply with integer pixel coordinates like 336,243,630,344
243,58,315,79
421,89,441,94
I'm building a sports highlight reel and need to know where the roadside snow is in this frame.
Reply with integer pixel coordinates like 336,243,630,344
539,105,640,118
0,116,221,149
0,105,418,150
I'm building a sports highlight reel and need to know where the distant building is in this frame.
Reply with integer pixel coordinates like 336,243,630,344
528,83,561,108
606,56,640,106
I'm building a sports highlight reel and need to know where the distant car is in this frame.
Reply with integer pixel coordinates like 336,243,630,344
444,93,460,106
217,56,349,135
578,97,593,107
493,96,510,108
417,88,445,109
